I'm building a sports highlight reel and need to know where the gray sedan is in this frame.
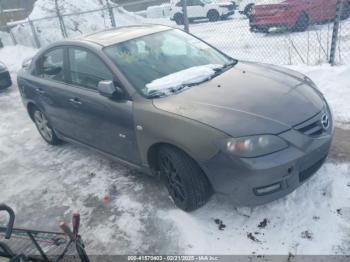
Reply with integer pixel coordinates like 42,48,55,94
17,25,333,211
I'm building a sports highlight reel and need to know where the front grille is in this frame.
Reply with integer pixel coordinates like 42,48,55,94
299,156,327,182
293,110,329,138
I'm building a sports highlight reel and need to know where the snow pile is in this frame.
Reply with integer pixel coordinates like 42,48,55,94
0,46,37,72
146,64,223,93
29,0,102,19
6,0,150,47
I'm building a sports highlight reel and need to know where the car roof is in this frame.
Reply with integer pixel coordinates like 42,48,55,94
82,25,172,47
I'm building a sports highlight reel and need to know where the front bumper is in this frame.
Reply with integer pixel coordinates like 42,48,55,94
200,116,334,206
0,71,12,89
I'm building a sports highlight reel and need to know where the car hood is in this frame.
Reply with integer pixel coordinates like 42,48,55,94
153,61,324,137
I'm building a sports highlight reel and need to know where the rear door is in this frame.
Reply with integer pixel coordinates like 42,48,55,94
64,46,141,164
29,47,78,137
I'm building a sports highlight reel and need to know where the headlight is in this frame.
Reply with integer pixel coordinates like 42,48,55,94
222,135,288,158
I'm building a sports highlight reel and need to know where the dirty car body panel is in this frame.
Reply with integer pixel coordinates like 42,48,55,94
17,25,334,208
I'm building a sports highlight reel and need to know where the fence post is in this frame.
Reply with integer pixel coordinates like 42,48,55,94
106,0,116,28
329,0,341,65
55,0,68,38
28,18,41,48
182,0,190,33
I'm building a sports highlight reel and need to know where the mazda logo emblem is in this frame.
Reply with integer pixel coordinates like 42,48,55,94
321,113,330,131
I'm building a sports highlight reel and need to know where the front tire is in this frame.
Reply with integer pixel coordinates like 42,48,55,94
32,108,62,145
293,12,309,32
174,13,184,25
158,146,212,211
207,9,220,22
244,4,255,18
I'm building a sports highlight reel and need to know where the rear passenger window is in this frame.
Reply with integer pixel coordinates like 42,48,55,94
39,48,64,82
68,48,113,90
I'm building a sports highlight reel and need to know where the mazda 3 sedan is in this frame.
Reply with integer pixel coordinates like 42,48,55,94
17,25,334,211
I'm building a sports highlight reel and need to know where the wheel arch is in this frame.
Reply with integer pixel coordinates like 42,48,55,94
27,102,39,122
147,142,197,172
173,12,183,18
207,8,220,16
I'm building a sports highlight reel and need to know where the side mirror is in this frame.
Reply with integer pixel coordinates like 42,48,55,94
97,80,124,99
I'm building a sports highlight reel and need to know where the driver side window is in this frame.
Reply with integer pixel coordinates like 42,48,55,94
38,48,64,82
68,48,114,90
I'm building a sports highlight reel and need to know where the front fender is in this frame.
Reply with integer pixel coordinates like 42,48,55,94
133,100,228,167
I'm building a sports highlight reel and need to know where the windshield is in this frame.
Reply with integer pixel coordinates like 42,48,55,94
104,29,233,98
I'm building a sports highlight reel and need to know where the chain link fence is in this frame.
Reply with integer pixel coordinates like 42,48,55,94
0,0,349,66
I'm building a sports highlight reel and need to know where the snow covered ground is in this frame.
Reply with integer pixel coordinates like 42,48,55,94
0,45,350,255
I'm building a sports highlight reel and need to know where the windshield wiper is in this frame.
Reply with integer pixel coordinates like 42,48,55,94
147,90,167,98
147,61,238,99
213,59,238,75
147,84,188,98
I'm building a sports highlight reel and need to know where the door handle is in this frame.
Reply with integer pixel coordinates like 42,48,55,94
35,88,45,94
68,98,82,105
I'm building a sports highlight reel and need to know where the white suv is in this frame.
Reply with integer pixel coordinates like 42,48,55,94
170,0,236,25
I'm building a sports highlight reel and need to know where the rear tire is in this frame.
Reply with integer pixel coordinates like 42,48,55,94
341,3,350,20
244,4,255,18
158,146,212,211
293,12,309,32
32,108,62,145
207,9,220,22
174,13,184,25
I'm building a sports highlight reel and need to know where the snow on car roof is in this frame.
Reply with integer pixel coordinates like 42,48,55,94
83,25,171,47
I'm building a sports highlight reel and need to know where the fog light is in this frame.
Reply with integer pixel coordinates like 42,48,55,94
254,183,281,196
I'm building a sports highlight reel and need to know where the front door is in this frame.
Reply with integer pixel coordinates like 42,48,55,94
63,46,141,164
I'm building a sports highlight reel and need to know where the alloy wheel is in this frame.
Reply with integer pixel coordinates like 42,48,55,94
159,154,186,205
34,110,53,142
